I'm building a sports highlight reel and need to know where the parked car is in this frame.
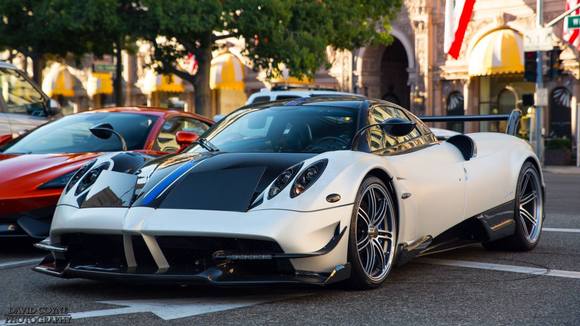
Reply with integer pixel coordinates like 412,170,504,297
246,86,364,105
0,61,60,135
34,97,543,289
0,107,212,239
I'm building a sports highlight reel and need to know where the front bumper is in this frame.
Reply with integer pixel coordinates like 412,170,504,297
34,204,354,285
34,228,350,285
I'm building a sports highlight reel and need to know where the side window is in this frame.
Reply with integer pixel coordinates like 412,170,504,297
368,106,397,151
389,106,422,142
368,105,424,152
154,117,210,152
0,68,46,116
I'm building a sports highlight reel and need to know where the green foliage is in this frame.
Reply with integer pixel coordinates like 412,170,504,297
546,138,572,151
139,0,401,80
0,0,86,58
0,0,402,110
0,0,141,62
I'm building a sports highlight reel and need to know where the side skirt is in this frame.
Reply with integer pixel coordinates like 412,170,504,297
396,200,516,265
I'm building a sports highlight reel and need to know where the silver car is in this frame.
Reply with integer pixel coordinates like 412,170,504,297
0,61,60,136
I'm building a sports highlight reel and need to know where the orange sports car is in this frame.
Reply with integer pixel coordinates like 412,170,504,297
0,107,212,239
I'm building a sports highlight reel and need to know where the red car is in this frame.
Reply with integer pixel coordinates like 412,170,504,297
0,107,213,239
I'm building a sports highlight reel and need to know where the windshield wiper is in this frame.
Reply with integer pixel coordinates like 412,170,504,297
197,138,220,152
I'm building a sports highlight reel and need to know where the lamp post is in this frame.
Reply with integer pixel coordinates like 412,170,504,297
535,0,544,165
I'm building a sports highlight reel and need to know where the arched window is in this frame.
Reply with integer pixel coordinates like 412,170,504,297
446,91,464,133
549,87,572,139
497,88,517,114
494,88,517,132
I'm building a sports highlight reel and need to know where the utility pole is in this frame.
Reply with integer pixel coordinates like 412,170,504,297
535,0,544,165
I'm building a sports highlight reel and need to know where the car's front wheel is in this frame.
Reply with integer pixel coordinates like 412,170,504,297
347,176,397,289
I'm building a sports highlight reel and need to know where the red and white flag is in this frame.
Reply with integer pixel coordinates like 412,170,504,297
444,0,477,59
564,0,580,49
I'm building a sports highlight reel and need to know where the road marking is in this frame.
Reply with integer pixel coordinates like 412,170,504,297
0,258,42,270
544,227,580,233
419,258,580,279
0,295,309,324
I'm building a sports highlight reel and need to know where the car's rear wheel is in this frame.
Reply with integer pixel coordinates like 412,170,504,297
483,161,544,251
347,176,397,289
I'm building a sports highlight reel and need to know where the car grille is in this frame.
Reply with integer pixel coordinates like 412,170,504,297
60,233,294,276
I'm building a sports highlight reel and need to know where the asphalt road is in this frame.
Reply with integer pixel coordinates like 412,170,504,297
0,171,579,325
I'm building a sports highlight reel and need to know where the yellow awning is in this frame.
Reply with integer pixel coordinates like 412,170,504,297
143,70,184,93
270,75,313,85
468,29,524,77
210,52,245,91
87,72,113,96
42,63,75,97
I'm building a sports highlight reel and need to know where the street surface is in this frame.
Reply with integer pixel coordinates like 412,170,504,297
0,170,579,325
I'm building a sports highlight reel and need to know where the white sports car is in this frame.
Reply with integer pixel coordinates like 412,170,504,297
34,97,544,289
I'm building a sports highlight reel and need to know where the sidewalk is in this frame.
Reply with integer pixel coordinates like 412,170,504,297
543,165,580,175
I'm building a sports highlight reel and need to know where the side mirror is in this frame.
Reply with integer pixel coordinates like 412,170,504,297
46,99,61,116
90,123,114,140
176,131,200,152
90,123,128,151
0,134,13,146
380,118,416,137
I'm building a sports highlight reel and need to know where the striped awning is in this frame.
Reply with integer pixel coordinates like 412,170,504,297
468,29,524,77
210,52,245,91
87,72,113,96
270,75,313,85
42,63,75,97
143,70,184,94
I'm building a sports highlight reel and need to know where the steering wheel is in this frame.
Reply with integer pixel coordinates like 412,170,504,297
305,136,350,152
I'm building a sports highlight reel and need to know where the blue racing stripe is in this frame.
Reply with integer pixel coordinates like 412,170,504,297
140,160,197,205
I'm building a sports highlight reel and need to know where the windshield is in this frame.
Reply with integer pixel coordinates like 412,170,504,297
1,112,157,154
190,105,358,153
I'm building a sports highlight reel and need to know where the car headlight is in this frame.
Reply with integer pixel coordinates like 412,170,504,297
75,162,110,195
290,159,328,198
38,170,77,190
268,162,304,199
63,160,97,193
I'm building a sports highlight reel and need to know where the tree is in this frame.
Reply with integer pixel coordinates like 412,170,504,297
0,0,137,105
0,0,89,83
64,0,140,106
136,0,402,116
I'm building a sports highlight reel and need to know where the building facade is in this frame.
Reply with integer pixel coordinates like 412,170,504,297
340,0,580,164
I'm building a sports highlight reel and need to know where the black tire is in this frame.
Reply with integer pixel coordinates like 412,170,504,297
483,162,544,251
347,176,397,290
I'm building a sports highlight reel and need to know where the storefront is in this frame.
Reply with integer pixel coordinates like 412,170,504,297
141,70,187,110
209,50,247,116
466,28,533,134
41,63,84,115
87,71,114,108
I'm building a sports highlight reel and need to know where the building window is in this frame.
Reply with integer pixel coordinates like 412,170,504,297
446,91,464,133
549,87,572,139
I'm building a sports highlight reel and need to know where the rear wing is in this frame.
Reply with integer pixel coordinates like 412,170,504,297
419,109,522,136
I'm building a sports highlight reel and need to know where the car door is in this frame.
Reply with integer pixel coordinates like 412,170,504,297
370,105,467,238
462,137,514,219
153,116,211,153
0,67,48,135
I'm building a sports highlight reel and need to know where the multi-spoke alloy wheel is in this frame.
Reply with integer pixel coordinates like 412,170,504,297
483,162,544,251
518,167,543,242
348,177,397,288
